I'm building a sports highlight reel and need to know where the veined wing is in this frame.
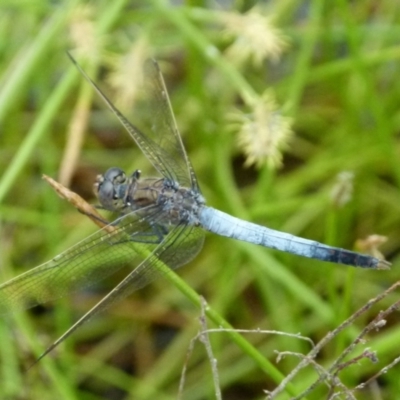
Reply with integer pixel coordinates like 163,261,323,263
139,59,200,191
68,53,198,191
0,205,201,315
32,223,205,365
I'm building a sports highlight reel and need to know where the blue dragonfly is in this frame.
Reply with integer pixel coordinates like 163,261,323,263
0,54,390,363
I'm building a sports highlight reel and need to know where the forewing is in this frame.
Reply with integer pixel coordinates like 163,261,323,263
0,205,165,315
68,53,199,190
136,59,200,191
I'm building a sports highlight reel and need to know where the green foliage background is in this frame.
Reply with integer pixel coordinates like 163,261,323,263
0,1,399,399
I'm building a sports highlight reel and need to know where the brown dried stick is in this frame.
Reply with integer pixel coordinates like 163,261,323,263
42,174,115,233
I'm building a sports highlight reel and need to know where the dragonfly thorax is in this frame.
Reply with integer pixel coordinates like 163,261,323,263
153,183,205,226
95,167,205,226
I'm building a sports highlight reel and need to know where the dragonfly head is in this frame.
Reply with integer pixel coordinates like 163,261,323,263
95,167,128,211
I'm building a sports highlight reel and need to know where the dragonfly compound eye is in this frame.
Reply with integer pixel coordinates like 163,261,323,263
103,167,126,184
97,179,122,210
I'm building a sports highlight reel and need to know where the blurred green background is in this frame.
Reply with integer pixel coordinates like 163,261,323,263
0,1,399,399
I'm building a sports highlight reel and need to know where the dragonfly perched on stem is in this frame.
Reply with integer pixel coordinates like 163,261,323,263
0,53,391,366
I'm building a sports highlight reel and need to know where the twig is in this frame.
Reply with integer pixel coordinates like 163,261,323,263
266,281,400,399
42,174,114,232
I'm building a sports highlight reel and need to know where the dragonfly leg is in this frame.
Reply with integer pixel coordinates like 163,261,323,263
105,223,167,246
128,223,167,244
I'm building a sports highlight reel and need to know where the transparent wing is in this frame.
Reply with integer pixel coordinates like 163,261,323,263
68,53,199,191
138,59,200,190
0,205,204,315
31,224,205,365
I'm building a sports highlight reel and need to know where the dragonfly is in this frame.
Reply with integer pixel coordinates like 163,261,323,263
0,53,390,364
